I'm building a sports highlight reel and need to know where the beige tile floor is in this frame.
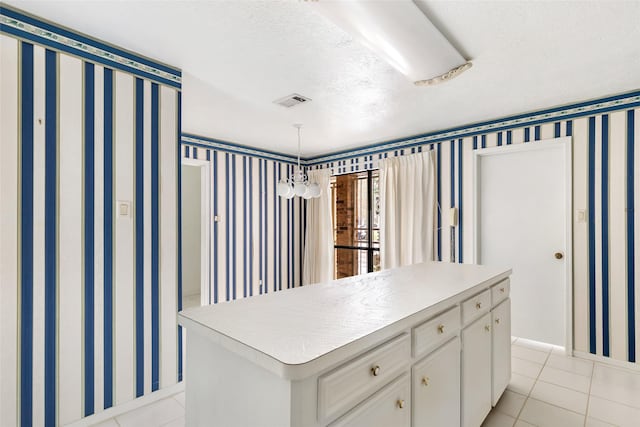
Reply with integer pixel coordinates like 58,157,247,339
93,338,640,427
483,338,640,427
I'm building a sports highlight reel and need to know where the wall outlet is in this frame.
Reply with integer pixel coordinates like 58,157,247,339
117,201,131,218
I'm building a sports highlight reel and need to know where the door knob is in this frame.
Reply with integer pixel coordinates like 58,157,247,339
554,252,564,260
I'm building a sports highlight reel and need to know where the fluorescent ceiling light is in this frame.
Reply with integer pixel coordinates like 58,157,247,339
309,0,472,86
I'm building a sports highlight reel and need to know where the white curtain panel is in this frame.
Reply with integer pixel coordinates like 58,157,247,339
379,151,436,269
303,169,335,285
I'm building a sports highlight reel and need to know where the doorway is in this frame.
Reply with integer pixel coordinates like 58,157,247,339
474,138,572,349
181,158,211,308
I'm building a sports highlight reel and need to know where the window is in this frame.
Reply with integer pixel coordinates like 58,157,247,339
331,170,380,279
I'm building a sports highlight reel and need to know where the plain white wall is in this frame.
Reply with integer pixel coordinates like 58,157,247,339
182,165,202,299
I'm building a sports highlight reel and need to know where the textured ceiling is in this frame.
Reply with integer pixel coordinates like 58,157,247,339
6,0,640,156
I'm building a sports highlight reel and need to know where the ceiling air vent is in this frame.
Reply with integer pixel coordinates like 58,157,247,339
273,93,312,108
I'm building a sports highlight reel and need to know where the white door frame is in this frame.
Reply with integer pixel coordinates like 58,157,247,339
472,137,573,353
182,157,212,306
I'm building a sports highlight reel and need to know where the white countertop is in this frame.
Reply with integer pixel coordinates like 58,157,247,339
178,261,511,379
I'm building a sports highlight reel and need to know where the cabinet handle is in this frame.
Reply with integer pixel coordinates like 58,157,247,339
476,302,482,310
500,287,505,293
371,365,381,376
421,377,430,386
495,318,501,324
396,399,405,409
437,324,445,334
485,325,491,332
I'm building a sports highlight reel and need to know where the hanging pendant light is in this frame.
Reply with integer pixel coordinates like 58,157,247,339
276,124,321,199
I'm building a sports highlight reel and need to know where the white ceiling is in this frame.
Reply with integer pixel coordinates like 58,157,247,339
7,0,640,157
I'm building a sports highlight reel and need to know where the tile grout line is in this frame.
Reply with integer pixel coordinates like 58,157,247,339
534,349,593,422
512,345,553,425
586,362,640,410
585,362,640,426
582,362,595,427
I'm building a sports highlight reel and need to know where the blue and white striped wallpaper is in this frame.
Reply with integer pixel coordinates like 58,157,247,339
3,6,640,427
308,93,640,367
0,5,181,426
181,136,305,300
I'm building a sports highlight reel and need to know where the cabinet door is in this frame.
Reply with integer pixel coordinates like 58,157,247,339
461,312,492,427
329,374,410,427
492,298,511,406
412,338,460,427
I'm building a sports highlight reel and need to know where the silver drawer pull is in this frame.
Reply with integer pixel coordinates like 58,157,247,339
476,302,482,309
485,325,491,332
371,365,381,376
500,287,505,293
396,399,405,409
437,324,445,334
495,318,501,324
421,377,429,386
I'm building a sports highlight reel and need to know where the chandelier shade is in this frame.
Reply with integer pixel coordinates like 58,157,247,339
276,125,321,199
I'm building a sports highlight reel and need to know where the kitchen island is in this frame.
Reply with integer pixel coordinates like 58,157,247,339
178,261,512,427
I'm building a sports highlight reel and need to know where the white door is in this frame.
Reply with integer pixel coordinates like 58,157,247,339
182,165,203,308
181,159,212,308
475,139,571,347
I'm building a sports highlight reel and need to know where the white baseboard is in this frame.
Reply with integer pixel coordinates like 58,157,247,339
64,382,185,427
573,350,640,373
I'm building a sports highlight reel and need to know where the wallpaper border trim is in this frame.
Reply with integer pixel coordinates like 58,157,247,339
0,5,181,89
305,90,640,165
181,133,300,165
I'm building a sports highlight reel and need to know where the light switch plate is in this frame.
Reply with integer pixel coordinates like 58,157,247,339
117,201,131,218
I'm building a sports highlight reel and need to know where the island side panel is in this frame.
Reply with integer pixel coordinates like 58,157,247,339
185,331,292,427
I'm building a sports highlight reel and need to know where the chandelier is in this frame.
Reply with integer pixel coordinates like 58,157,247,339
276,124,320,199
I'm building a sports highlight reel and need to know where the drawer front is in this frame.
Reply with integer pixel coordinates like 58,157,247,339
491,279,510,307
462,289,491,326
318,334,410,422
328,374,411,427
412,306,461,358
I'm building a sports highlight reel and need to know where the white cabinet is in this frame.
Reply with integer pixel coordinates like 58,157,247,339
412,338,460,427
492,298,511,405
461,312,493,427
178,263,512,427
329,374,410,427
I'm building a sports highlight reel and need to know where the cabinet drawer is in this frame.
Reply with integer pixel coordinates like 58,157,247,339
491,279,510,307
328,374,410,427
318,334,410,422
412,306,460,358
461,289,491,326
